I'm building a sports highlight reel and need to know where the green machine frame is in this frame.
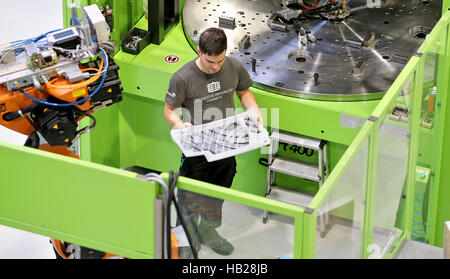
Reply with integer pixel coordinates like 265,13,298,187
0,0,449,258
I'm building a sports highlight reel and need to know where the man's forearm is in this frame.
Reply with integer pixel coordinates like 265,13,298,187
164,103,182,127
164,103,192,129
237,89,259,110
237,89,263,124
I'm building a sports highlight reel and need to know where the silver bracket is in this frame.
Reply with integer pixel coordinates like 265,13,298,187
368,116,378,122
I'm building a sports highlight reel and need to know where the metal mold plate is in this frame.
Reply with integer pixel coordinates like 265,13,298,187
182,0,440,101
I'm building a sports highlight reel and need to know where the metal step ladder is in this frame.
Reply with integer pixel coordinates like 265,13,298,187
263,129,329,235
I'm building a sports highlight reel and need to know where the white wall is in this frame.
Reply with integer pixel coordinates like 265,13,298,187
0,0,64,42
0,0,64,145
0,0,63,259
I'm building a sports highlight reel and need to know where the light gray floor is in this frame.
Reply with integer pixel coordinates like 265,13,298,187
0,225,54,259
196,201,295,259
395,240,444,259
180,199,444,259
0,0,62,259
315,218,402,259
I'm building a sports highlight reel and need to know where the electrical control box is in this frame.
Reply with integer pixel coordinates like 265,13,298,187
83,4,110,43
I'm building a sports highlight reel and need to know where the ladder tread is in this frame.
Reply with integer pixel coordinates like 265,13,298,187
269,157,320,181
270,130,323,150
266,185,314,208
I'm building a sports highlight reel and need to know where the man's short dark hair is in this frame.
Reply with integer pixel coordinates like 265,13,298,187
199,27,227,56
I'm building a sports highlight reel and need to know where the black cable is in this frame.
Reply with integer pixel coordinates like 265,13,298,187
76,110,97,131
296,1,337,20
168,171,199,259
166,171,174,259
72,108,97,139
169,171,196,259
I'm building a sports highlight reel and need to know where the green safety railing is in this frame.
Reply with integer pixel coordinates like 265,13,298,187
0,139,160,259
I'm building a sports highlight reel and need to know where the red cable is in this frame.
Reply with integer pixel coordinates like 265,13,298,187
301,0,320,11
302,0,337,11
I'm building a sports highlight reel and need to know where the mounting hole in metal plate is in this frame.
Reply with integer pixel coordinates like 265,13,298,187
409,26,432,39
288,50,313,63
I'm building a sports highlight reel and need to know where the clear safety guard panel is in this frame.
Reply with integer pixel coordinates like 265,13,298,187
172,189,294,259
315,138,369,258
370,77,413,257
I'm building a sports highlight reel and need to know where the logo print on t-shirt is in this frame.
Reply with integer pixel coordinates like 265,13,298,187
207,81,221,93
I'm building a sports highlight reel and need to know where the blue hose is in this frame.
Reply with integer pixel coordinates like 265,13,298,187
70,16,82,26
11,29,63,47
18,49,108,107
412,194,426,242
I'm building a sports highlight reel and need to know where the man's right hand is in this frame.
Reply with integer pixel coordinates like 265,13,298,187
165,103,192,129
173,122,193,129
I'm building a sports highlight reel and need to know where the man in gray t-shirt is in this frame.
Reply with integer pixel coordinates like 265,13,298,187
165,55,254,125
164,27,262,257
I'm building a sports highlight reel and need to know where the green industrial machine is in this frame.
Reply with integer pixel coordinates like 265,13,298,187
0,0,450,259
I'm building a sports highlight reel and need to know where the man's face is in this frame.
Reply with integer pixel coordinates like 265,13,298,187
197,48,226,74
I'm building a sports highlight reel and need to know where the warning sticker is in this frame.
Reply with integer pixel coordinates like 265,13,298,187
72,88,86,98
165,55,180,63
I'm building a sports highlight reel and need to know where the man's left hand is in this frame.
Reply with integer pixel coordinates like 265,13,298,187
248,107,264,126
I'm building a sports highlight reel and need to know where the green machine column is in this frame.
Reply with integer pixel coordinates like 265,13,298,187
444,0,450,12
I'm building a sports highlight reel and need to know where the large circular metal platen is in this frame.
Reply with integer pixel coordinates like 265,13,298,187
182,0,440,101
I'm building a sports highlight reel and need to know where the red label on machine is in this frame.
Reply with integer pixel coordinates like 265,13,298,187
165,55,180,63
